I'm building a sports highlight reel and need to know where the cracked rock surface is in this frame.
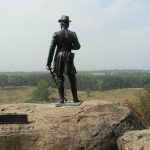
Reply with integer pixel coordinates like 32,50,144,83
0,100,145,150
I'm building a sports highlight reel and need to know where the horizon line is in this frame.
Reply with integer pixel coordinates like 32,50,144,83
0,69,150,73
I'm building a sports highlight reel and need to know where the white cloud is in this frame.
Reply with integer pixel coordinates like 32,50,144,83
76,26,150,70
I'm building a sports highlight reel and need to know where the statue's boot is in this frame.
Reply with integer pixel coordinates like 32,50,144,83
58,83,64,103
69,74,81,103
70,82,81,103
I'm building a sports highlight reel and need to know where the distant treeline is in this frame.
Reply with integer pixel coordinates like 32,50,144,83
0,72,150,91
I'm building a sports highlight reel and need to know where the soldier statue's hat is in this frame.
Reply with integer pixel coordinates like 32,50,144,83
58,15,71,23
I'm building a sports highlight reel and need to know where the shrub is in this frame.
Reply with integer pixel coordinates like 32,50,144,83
32,80,49,102
123,85,150,126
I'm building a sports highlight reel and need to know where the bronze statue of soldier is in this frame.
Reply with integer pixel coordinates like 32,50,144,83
47,15,81,103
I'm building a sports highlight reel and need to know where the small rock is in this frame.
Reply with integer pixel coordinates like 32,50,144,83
117,129,150,150
1,108,5,111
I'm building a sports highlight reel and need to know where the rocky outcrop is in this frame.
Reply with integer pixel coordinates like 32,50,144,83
117,129,150,150
0,100,145,150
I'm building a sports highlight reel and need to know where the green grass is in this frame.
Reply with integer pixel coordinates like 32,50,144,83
0,86,142,104
77,88,141,103
0,86,36,104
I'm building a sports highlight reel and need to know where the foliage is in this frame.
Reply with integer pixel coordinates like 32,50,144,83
1,72,150,91
86,88,92,97
8,75,25,86
123,85,150,126
0,75,8,88
32,80,49,101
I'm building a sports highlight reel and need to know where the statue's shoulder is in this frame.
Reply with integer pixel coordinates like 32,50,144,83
52,31,60,39
68,30,77,37
68,30,75,34
53,31,59,37
53,30,65,37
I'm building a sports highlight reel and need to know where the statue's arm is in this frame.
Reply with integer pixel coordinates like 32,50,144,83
72,32,81,50
47,33,57,66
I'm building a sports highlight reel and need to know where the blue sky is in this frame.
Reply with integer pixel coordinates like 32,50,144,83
0,0,150,71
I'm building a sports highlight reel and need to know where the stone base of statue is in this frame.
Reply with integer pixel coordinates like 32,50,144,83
0,100,146,150
55,100,83,107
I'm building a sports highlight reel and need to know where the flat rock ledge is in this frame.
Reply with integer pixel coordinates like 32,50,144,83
117,129,150,150
0,100,145,150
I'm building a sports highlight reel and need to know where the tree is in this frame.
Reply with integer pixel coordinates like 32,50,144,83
8,75,24,86
86,88,92,97
32,80,49,101
0,75,8,88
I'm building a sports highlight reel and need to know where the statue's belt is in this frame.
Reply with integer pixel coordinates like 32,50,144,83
57,51,74,62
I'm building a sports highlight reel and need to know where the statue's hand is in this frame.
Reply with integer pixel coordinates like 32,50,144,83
46,62,51,70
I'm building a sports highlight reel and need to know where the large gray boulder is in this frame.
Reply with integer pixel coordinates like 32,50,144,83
0,100,145,150
117,129,150,150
